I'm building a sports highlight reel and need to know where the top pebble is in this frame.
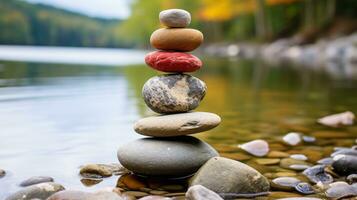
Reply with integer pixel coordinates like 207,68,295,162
159,9,191,28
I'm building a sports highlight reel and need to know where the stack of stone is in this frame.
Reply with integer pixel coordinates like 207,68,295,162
117,9,220,178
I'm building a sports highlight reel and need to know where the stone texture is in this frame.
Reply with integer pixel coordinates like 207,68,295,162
239,139,269,157
47,190,124,200
332,155,357,176
80,164,113,178
150,28,203,52
186,185,223,200
134,112,221,137
142,74,206,114
190,157,270,194
19,176,54,187
117,136,218,177
5,182,65,200
145,51,202,73
159,9,191,28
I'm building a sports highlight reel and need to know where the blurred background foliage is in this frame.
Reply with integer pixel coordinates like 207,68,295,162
0,0,356,48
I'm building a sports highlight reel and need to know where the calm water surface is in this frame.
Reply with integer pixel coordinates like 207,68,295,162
0,50,357,198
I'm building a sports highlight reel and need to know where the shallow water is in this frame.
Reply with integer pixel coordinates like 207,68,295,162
0,55,357,198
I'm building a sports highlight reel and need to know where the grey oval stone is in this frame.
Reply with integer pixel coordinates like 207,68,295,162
5,182,65,200
19,176,54,187
134,112,221,137
190,157,270,194
117,136,218,177
303,165,333,184
159,9,191,28
271,177,301,191
332,155,357,176
142,74,206,114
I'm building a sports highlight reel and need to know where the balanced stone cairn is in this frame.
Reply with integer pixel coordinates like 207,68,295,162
117,9,220,178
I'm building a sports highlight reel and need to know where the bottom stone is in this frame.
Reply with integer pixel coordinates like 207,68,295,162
117,136,218,177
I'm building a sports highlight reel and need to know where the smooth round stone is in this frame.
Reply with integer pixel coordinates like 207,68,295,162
186,185,223,200
239,139,269,157
283,132,301,146
271,177,301,191
280,158,311,171
325,182,357,199
19,176,54,187
117,136,218,177
142,74,206,114
150,28,203,52
332,155,357,176
255,158,280,165
134,112,220,137
159,9,191,28
190,157,270,194
145,51,202,73
302,165,333,184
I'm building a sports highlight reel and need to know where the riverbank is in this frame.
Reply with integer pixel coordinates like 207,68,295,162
204,33,357,79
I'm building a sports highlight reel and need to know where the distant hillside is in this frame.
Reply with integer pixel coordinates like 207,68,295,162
0,1,132,48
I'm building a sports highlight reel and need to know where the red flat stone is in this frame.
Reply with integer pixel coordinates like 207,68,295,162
145,51,202,72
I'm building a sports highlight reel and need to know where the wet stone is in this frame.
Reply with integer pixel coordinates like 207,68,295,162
332,155,357,176
255,158,280,165
347,174,357,184
271,177,301,191
5,182,65,200
268,151,290,158
283,132,301,146
142,74,206,114
280,158,311,170
80,164,113,178
190,157,270,194
289,164,310,171
123,191,149,198
80,178,103,186
303,165,333,184
239,139,269,157
19,176,54,187
186,185,223,200
294,182,315,194
317,111,355,128
117,174,147,190
302,136,316,143
325,181,357,199
275,172,297,177
317,157,334,165
290,154,308,161
331,148,357,157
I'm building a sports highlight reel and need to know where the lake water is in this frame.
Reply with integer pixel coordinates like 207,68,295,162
0,46,357,198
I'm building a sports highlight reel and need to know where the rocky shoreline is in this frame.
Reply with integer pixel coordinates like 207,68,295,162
204,33,357,79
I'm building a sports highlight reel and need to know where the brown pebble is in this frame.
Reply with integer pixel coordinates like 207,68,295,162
150,28,203,52
149,190,169,195
123,191,149,198
164,192,186,197
117,174,147,190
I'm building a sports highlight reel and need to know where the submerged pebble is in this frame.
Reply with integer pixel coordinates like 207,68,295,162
19,176,54,187
317,157,334,165
283,132,301,146
303,165,333,184
294,182,315,194
271,177,301,191
290,154,308,161
255,158,280,165
80,164,113,178
302,136,316,143
239,139,269,157
331,149,357,157
317,111,355,128
280,158,311,170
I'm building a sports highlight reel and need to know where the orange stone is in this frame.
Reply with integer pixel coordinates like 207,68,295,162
150,28,203,52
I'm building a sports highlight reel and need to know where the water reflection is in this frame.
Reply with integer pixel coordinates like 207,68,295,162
0,58,356,198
